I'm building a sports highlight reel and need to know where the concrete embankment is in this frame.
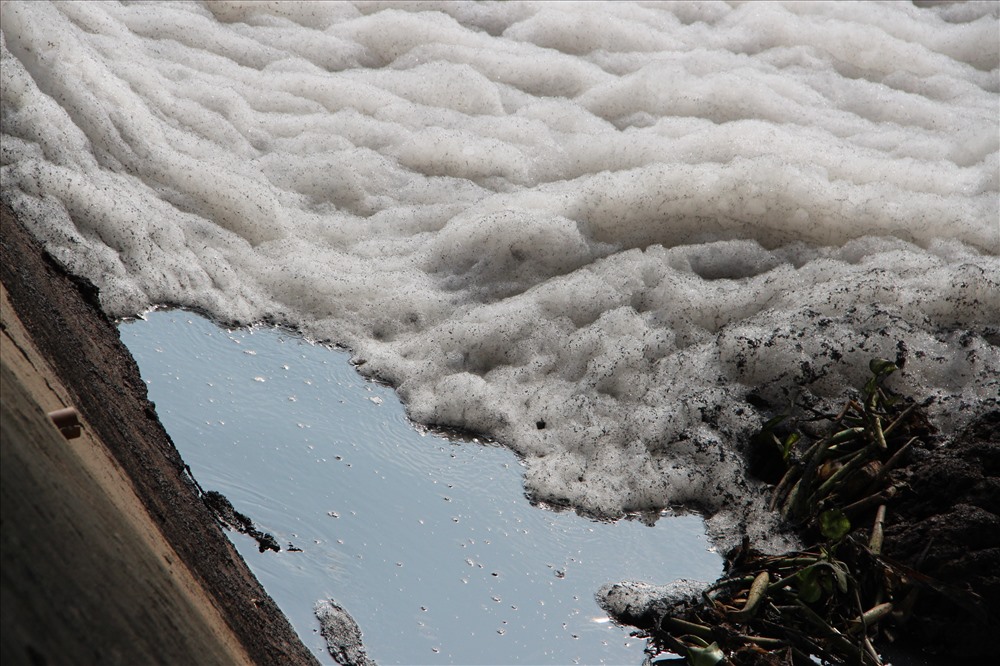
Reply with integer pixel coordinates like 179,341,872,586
1,201,320,666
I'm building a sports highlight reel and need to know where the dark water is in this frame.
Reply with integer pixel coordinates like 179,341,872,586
120,310,722,665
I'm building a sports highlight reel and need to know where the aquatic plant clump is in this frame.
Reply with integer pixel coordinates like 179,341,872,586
631,360,987,665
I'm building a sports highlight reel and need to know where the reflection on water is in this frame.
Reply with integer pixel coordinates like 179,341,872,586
120,311,722,665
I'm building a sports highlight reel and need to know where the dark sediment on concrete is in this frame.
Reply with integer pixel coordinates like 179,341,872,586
1,201,320,665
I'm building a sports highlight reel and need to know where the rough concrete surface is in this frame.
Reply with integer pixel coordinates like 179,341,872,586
1,201,319,666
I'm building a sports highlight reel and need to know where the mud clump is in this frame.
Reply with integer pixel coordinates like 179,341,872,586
203,490,281,553
883,410,1000,658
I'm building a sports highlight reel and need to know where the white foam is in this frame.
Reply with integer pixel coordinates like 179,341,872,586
2,0,997,550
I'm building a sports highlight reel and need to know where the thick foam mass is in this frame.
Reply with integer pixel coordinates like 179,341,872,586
2,1,998,548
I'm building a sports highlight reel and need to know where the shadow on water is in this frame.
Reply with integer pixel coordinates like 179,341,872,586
119,310,723,665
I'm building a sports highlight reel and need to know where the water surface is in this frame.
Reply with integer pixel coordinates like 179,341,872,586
121,310,722,665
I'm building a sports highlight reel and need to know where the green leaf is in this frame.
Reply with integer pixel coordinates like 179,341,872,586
684,641,726,666
782,432,800,462
868,358,898,377
828,560,850,594
762,414,788,431
819,509,851,541
797,566,823,604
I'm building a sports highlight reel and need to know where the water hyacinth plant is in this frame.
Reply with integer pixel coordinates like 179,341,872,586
643,359,984,665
